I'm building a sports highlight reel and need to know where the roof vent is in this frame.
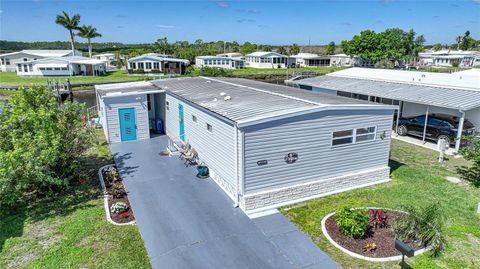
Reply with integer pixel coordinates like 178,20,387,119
224,96,231,101
220,92,226,96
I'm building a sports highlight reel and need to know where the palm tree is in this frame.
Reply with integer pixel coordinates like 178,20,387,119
77,25,102,58
55,11,81,54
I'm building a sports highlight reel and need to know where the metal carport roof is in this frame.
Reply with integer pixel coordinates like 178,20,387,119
292,75,480,111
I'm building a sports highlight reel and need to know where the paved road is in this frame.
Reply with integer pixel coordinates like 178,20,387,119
110,135,339,269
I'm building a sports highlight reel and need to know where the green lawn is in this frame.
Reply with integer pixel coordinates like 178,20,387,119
0,70,155,87
282,139,480,269
0,129,151,269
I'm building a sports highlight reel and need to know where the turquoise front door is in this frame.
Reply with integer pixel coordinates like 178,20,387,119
179,104,185,141
119,108,137,142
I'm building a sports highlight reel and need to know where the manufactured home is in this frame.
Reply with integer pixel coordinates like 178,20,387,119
245,51,290,69
419,50,480,68
195,56,245,69
16,56,107,77
0,49,82,72
288,68,480,153
96,77,395,212
290,53,331,67
127,53,189,75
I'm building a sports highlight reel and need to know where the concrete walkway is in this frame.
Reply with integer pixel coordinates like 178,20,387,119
110,135,338,269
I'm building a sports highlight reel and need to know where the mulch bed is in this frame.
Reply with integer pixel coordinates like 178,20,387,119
325,211,423,258
102,166,135,224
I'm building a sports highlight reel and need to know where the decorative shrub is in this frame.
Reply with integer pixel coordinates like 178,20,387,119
108,184,125,198
110,202,129,214
127,69,134,74
392,203,446,255
335,207,371,239
370,209,388,229
120,213,129,219
363,242,377,252
149,69,161,74
104,166,120,183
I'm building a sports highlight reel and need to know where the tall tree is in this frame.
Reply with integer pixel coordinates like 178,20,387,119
325,41,336,55
155,37,174,55
55,11,81,54
459,30,473,50
77,25,102,58
288,43,300,55
240,42,257,55
277,46,287,55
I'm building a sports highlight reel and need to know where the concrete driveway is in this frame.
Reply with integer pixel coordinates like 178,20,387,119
110,135,338,269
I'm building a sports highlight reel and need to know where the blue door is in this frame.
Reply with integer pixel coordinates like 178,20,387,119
119,108,137,142
179,104,185,141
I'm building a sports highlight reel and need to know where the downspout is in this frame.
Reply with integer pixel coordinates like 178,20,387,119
454,110,465,154
233,124,240,207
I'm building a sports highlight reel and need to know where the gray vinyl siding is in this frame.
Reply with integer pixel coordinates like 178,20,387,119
104,94,150,144
242,109,393,193
165,94,237,189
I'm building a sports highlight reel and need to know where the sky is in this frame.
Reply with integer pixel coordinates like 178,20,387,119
0,0,479,45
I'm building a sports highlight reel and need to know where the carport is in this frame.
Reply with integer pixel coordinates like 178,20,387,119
289,68,480,153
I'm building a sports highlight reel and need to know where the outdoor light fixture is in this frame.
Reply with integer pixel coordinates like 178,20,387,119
395,240,414,269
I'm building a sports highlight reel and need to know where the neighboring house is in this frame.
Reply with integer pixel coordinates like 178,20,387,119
127,53,189,75
94,53,116,68
419,50,480,68
0,49,82,72
245,51,290,68
290,53,331,67
17,56,107,77
195,56,245,69
96,77,395,213
330,54,356,67
288,67,480,153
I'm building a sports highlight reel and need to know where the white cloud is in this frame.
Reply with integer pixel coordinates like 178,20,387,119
214,1,230,8
0,10,3,15
473,0,480,4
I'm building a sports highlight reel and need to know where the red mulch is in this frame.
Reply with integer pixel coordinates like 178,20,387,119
102,167,135,224
325,211,423,258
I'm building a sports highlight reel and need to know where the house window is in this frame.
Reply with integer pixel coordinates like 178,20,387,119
61,67,68,70
1,59,4,65
29,64,33,72
206,123,213,133
192,115,197,123
23,65,28,72
332,129,354,146
146,62,152,69
54,67,61,70
356,126,376,142
153,62,159,69
17,64,22,72
138,62,144,69
147,95,151,111
23,58,28,61
131,62,136,69
166,101,169,111
6,59,10,65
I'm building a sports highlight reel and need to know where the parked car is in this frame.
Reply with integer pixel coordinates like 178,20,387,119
396,114,476,145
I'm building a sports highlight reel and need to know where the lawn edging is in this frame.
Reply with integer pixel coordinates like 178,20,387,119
98,164,136,226
320,208,431,262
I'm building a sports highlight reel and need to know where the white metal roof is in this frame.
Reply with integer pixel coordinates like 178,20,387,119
293,68,480,111
128,53,189,64
25,56,106,65
246,51,286,57
0,50,80,58
291,53,329,59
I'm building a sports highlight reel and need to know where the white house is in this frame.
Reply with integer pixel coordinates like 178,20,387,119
127,53,189,75
329,54,356,67
96,77,395,212
288,67,480,153
94,53,116,68
0,49,82,72
17,56,107,77
216,52,243,58
290,53,331,67
195,56,244,69
245,51,289,69
419,50,480,68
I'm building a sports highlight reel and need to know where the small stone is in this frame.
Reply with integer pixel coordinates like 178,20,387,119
445,176,461,184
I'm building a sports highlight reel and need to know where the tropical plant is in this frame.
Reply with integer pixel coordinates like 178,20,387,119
335,207,371,239
0,86,94,211
391,203,446,256
288,43,300,56
77,25,102,58
104,166,120,183
55,11,81,54
458,136,480,187
108,184,125,199
451,60,459,68
370,209,388,229
110,202,129,214
363,242,377,252
277,46,287,55
325,41,336,55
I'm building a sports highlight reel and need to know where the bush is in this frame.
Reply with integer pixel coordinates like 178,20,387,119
110,202,128,214
0,86,94,211
374,59,394,69
104,166,120,183
127,69,134,74
391,203,446,255
133,69,145,74
198,66,232,77
149,69,161,74
108,184,125,199
458,136,480,187
451,60,459,68
335,207,370,239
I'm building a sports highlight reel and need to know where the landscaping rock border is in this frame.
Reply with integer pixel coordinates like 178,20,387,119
98,164,136,226
320,208,431,262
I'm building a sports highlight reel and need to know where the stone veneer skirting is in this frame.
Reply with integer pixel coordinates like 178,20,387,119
241,166,391,212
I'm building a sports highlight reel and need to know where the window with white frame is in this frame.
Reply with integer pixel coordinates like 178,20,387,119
192,115,197,123
332,129,354,146
332,126,376,146
166,101,170,111
206,123,213,133
146,62,152,69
